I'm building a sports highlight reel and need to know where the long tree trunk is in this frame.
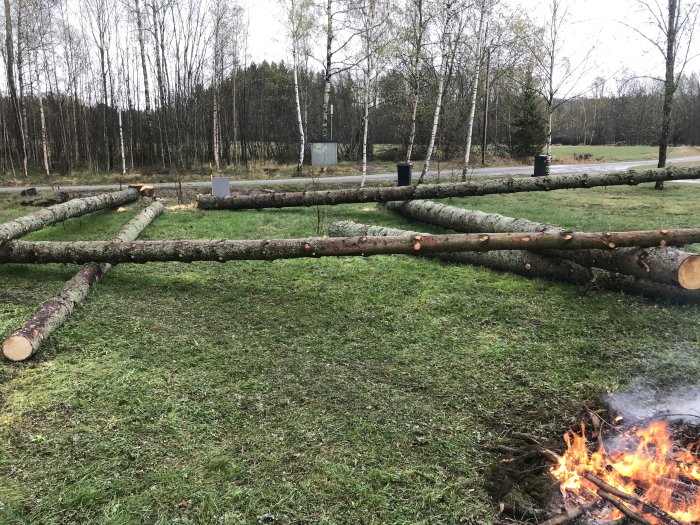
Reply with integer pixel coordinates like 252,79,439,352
36,57,51,178
419,73,446,181
2,228,700,265
0,188,139,244
118,109,126,177
321,0,333,142
481,48,490,165
3,202,164,362
4,0,28,178
293,51,305,175
656,0,678,190
135,0,152,162
384,199,700,289
196,168,700,210
361,55,371,187
406,0,425,162
327,220,700,303
461,2,486,181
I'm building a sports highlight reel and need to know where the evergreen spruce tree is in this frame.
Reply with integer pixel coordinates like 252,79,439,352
510,74,548,160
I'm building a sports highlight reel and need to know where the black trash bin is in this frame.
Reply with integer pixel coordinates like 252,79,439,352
397,162,413,186
533,155,551,177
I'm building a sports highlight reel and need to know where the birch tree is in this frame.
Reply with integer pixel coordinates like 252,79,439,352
404,0,431,162
279,0,315,175
461,0,489,180
355,0,391,187
418,0,465,183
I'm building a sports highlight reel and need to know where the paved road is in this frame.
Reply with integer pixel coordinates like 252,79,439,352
2,155,700,194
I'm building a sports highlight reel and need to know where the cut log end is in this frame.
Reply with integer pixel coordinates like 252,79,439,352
679,255,700,290
3,335,34,362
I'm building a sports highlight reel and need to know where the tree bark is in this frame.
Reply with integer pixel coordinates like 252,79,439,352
196,168,700,210
0,188,139,245
1,229,699,265
3,202,164,362
461,0,486,181
656,0,679,190
384,199,700,289
4,0,28,178
327,220,700,303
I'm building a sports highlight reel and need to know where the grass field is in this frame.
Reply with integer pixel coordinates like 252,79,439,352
1,145,699,187
1,183,699,524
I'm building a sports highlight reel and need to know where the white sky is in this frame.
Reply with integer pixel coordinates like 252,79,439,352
243,0,700,92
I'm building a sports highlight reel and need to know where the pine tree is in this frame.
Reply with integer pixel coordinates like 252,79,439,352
510,74,548,160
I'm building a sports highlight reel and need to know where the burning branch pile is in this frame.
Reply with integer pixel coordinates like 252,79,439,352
549,420,700,524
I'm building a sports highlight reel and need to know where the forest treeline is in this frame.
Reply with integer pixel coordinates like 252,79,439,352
1,0,699,178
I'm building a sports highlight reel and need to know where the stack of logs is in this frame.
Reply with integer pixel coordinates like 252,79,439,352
2,168,699,362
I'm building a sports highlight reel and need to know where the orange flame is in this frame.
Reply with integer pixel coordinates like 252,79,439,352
550,420,700,523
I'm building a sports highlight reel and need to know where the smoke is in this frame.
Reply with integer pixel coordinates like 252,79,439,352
607,386,700,424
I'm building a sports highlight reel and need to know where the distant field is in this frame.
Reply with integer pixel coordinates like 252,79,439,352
551,144,700,163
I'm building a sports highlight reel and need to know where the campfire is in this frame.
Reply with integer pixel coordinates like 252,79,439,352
550,420,700,524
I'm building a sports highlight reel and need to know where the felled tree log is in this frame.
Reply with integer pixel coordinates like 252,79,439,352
3,202,164,362
1,228,700,265
0,188,139,245
384,200,700,290
327,221,700,304
196,169,700,210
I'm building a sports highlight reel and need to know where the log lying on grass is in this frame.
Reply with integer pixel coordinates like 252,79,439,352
327,221,700,303
384,200,700,290
196,168,700,210
1,228,700,265
3,201,164,362
0,188,140,245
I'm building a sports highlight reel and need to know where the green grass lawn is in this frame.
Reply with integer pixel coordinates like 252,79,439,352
551,145,700,163
1,183,699,524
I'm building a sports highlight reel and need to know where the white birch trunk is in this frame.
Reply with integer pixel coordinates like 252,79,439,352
461,2,486,181
361,55,371,188
213,91,220,172
38,89,50,177
118,109,126,176
293,52,305,175
419,74,446,181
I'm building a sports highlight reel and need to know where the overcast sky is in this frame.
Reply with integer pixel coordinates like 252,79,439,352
242,0,700,92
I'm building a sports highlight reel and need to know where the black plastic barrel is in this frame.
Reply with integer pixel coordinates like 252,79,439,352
397,162,413,186
533,155,551,177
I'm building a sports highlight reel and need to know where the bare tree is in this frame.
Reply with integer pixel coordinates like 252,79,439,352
527,0,596,157
419,0,465,183
280,0,316,175
461,0,489,180
629,0,700,189
404,0,431,162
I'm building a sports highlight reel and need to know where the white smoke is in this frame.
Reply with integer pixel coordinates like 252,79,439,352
607,386,700,424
